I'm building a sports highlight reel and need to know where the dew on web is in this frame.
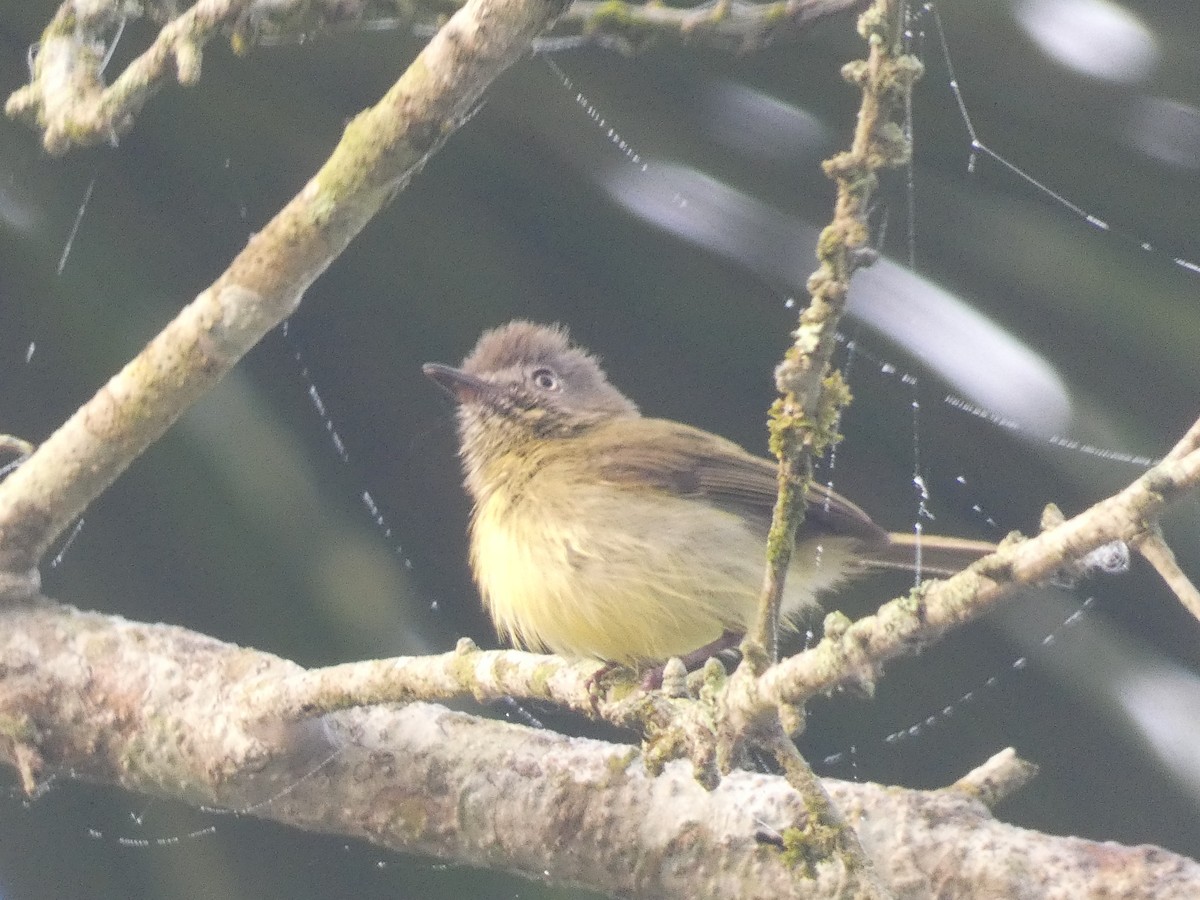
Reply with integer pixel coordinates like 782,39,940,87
903,369,939,585
921,1,1200,277
952,474,1001,532
302,382,349,464
942,394,1023,434
817,342,1140,774
912,475,930,505
541,56,648,173
57,175,96,276
841,334,1159,472
497,695,546,730
279,320,414,570
80,743,348,849
49,518,85,569
817,596,1098,770
948,393,1159,468
820,744,860,779
4,773,56,807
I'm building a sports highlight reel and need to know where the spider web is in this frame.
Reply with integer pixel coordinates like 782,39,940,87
2,0,1199,893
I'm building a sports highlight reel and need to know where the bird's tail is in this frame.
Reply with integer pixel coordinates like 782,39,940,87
861,532,997,578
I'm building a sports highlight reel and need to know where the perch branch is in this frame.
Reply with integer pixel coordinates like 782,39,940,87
237,414,1200,794
1,599,1197,898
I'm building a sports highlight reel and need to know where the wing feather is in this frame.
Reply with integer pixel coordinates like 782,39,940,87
584,418,886,543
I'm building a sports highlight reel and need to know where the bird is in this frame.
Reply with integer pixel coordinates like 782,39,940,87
424,320,995,671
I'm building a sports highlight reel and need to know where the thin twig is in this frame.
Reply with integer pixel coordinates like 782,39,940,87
6,0,865,154
8,0,255,154
758,443,1200,709
751,0,919,660
1135,528,1200,623
556,0,866,53
764,724,893,893
945,748,1039,809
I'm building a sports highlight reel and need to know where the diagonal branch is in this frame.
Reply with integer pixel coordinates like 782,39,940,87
0,0,570,580
758,441,1200,708
1135,528,1200,623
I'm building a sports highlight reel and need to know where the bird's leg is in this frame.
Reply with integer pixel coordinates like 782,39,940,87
641,630,742,690
585,660,623,711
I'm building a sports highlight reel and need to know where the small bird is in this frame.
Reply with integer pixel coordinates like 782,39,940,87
424,321,995,670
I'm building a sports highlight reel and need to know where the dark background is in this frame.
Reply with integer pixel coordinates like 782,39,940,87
2,0,1200,897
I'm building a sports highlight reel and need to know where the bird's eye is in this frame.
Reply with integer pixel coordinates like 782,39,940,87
530,367,560,391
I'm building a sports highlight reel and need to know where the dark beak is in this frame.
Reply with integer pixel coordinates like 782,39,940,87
422,362,494,404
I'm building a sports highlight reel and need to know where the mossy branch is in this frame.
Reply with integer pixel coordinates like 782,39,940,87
5,0,864,154
751,0,920,663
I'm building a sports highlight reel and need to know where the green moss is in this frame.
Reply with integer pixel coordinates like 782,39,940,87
589,0,636,28
0,713,36,742
604,747,638,777
641,729,685,777
520,662,546,696
779,822,836,878
390,796,429,837
856,4,888,42
822,610,851,640
761,1,794,25
604,674,639,702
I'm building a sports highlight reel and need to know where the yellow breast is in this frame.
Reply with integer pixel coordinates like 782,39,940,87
469,474,855,665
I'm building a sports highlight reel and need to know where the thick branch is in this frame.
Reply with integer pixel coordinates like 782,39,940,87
1,600,1196,898
0,0,568,577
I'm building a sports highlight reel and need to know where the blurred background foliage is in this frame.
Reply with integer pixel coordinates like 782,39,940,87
1,0,1199,897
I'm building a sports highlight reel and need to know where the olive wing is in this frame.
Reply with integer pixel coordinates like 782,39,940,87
586,418,886,543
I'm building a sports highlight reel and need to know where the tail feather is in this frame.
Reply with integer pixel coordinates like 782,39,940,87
860,532,996,578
